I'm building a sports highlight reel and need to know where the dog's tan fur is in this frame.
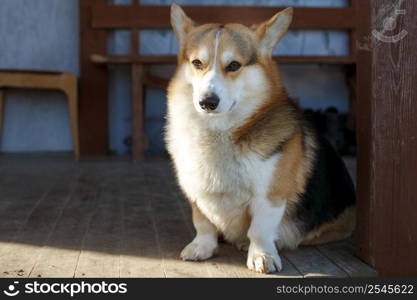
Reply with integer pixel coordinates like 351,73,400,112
301,206,356,245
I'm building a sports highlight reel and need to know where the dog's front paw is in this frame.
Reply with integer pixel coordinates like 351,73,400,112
180,239,217,261
247,247,282,273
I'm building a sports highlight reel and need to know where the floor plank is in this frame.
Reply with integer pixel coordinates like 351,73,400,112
29,167,101,278
0,170,57,243
74,167,123,278
0,155,375,278
317,240,377,277
283,246,349,277
119,167,165,278
0,171,76,278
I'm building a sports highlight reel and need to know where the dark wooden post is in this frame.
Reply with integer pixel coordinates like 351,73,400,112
356,0,417,276
79,0,109,156
131,0,146,163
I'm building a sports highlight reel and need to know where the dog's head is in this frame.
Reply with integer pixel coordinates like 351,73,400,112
170,3,293,116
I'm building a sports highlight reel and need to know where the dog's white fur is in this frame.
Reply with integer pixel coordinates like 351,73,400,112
167,4,296,273
166,110,288,272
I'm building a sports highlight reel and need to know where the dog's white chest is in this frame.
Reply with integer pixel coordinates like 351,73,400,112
168,127,279,241
174,131,251,198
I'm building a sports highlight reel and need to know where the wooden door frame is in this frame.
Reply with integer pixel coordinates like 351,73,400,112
79,0,108,156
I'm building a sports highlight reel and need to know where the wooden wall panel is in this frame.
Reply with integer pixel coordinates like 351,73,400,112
92,6,355,30
356,0,417,277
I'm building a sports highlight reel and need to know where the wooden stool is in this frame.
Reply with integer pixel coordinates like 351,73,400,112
0,70,79,160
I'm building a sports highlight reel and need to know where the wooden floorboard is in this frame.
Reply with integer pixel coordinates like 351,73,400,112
316,240,377,278
0,155,376,278
29,167,100,278
283,246,349,278
119,167,165,278
0,170,57,242
0,170,77,277
74,166,123,278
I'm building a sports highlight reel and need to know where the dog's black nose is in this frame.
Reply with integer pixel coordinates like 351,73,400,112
199,94,220,111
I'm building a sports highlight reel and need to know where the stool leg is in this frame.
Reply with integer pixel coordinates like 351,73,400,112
66,88,80,161
0,89,4,138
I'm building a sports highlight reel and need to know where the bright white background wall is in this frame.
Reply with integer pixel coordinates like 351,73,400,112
0,0,79,152
0,0,349,154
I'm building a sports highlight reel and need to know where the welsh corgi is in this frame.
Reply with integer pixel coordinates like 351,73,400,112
165,3,355,274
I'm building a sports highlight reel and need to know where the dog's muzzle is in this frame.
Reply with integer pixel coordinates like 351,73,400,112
199,93,220,112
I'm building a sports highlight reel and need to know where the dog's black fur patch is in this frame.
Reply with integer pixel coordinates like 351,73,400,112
296,132,356,233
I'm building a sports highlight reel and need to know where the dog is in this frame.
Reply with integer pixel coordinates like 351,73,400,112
165,3,356,274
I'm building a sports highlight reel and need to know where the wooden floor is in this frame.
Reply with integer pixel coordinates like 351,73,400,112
0,154,376,278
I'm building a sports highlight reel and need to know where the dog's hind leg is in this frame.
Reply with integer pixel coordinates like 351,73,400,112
180,202,218,261
301,206,356,246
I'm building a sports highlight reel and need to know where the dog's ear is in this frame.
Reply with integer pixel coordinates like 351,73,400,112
254,7,293,55
171,3,195,43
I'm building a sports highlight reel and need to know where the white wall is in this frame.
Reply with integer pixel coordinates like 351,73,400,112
0,0,79,152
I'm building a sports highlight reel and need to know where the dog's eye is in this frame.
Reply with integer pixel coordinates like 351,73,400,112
225,61,241,72
191,59,204,70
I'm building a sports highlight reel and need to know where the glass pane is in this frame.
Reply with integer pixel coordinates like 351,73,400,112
107,30,131,55
107,0,133,5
